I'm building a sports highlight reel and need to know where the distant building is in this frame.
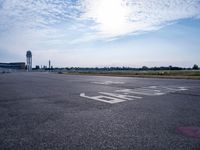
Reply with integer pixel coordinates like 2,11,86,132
49,60,51,69
26,50,32,71
0,62,26,69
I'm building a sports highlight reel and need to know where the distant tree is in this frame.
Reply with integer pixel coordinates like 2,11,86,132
142,66,148,70
192,64,199,70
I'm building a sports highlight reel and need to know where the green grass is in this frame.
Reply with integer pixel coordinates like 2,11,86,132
62,70,200,79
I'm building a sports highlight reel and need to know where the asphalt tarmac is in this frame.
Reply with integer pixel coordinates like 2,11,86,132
0,72,200,150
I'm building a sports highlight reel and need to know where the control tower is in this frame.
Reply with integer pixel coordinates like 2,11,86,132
26,50,32,71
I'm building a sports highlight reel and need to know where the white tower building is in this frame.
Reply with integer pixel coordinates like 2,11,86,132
26,50,32,71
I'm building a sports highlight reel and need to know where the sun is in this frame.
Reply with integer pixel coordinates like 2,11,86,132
84,0,131,36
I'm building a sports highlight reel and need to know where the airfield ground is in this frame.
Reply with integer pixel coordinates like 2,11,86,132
0,72,200,150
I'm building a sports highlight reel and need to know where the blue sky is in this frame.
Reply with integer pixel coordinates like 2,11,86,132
0,0,200,67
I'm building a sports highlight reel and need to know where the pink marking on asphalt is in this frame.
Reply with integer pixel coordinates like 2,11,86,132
177,127,200,138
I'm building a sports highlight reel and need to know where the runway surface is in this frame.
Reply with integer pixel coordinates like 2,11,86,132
0,72,200,150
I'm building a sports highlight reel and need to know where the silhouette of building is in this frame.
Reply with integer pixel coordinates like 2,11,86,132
26,50,32,71
49,60,51,69
0,62,26,69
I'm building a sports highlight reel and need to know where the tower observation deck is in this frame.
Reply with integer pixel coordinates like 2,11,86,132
26,50,32,71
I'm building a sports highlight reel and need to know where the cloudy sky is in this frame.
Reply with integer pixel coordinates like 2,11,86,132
0,0,200,67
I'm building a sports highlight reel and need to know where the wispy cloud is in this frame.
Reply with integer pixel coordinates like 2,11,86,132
80,0,200,38
0,0,79,30
0,0,200,41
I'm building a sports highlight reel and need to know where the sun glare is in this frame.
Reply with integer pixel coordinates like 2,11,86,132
88,0,131,35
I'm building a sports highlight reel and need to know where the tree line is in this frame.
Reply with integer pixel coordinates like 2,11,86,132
37,64,199,71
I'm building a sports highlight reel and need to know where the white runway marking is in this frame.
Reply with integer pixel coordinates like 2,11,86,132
148,86,188,93
116,89,165,96
80,85,188,104
99,92,142,100
92,81,125,85
80,93,125,104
